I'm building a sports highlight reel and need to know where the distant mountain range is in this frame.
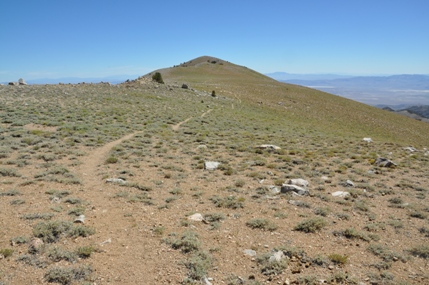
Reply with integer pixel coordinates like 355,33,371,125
266,73,429,107
1,76,139,85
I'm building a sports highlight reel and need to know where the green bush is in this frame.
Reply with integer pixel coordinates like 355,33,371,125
169,231,201,253
409,245,429,259
44,265,92,285
33,220,95,243
328,254,348,265
294,217,327,233
152,72,164,84
0,248,14,258
246,218,278,231
256,252,288,276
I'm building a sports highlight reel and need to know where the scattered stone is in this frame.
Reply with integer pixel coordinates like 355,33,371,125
375,157,397,168
202,277,212,285
181,84,189,89
106,178,127,184
404,146,418,152
269,186,280,194
256,144,281,151
288,200,302,206
188,213,204,222
281,184,309,196
243,249,257,256
197,145,207,149
288,178,309,188
340,180,354,187
363,137,373,143
74,215,85,223
8,82,18,86
28,238,44,253
332,191,350,198
51,197,61,203
99,238,112,246
321,176,332,183
204,161,220,170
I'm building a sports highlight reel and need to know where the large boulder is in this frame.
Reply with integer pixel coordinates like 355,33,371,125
375,157,397,168
281,184,309,196
18,78,27,85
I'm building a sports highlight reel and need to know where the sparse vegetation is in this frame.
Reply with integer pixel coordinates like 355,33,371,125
1,57,429,284
294,217,327,233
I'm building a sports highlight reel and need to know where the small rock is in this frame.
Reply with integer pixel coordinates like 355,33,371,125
332,191,350,198
106,178,127,184
321,176,331,183
99,238,112,245
269,186,280,194
74,215,85,223
244,249,257,256
404,146,417,152
188,213,204,222
202,277,212,285
363,137,373,143
204,161,220,170
257,144,281,151
288,178,309,188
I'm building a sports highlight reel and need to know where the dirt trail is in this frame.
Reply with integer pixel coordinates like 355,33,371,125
171,117,192,131
171,109,213,131
77,132,137,187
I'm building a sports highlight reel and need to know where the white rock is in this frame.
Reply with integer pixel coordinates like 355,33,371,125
332,191,350,198
363,138,373,143
281,184,309,196
106,178,127,184
288,178,309,188
74,214,85,223
269,186,280,194
244,249,257,256
188,213,204,222
257,144,281,150
204,161,220,170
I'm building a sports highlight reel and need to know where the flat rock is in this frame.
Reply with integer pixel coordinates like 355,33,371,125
106,178,127,184
205,161,220,170
188,213,204,222
281,184,309,196
244,249,257,256
288,178,309,188
257,144,281,151
332,191,350,198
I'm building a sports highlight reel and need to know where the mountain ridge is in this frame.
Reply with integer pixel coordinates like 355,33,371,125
124,55,429,147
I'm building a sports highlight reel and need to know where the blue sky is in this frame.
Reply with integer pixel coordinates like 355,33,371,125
1,0,428,82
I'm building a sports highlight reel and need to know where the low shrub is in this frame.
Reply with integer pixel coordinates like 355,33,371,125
294,217,327,233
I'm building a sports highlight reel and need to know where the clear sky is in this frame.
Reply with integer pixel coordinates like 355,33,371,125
1,0,428,82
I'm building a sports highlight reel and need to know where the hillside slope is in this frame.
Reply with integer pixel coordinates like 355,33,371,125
1,62,429,285
134,56,429,147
